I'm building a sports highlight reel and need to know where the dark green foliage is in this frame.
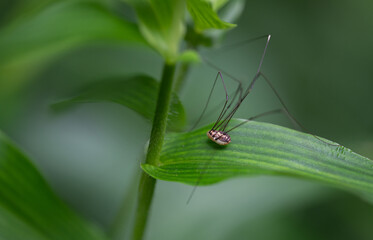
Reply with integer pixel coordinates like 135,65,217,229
0,1,147,102
52,75,186,132
0,0,372,240
0,131,108,240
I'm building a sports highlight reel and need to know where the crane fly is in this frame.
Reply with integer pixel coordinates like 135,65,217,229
186,34,339,204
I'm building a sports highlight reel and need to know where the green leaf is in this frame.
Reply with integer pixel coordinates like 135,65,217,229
184,25,213,47
215,0,245,27
0,1,146,99
177,50,201,63
0,0,57,23
209,0,230,11
186,0,236,32
52,75,186,132
126,0,185,63
142,120,373,202
0,131,108,240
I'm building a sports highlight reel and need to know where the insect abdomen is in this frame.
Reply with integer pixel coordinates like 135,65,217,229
207,130,231,145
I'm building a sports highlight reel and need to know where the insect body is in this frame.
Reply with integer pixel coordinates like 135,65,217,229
200,35,272,145
207,130,231,145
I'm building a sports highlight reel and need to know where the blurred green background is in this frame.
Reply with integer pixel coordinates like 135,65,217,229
0,0,372,239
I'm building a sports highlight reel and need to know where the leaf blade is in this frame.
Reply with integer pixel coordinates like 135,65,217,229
0,131,108,240
0,1,147,99
126,0,185,62
186,0,236,32
52,75,186,132
142,120,373,202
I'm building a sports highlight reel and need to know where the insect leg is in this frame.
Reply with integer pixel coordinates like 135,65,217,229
211,73,231,130
217,35,272,132
189,72,229,131
241,35,271,101
259,73,340,146
213,85,243,131
214,34,270,53
226,109,284,133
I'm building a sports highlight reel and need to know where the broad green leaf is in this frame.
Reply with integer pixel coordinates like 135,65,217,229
52,75,186,132
186,0,236,32
0,131,108,240
142,120,373,202
126,0,185,63
0,1,146,100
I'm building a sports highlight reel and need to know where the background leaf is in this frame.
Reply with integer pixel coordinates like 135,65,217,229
126,0,185,63
177,50,201,63
0,131,108,240
0,0,57,24
186,0,236,32
209,0,230,10
0,1,146,100
143,120,373,202
52,75,186,132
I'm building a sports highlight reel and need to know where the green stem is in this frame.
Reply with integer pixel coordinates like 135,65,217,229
131,63,176,240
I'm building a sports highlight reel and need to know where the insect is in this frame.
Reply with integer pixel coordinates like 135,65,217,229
194,35,274,146
195,34,337,146
186,34,338,203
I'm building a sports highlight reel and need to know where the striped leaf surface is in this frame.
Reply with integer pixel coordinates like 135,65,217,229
143,120,373,202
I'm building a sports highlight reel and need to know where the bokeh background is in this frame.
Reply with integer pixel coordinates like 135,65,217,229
0,0,372,239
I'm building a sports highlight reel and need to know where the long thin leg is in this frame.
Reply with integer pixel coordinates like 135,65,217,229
203,57,243,86
220,71,339,146
216,100,241,131
194,88,239,125
226,109,283,133
259,73,340,146
211,73,230,130
241,35,271,101
189,72,229,131
200,66,244,132
217,35,271,132
213,85,243,130
212,35,270,54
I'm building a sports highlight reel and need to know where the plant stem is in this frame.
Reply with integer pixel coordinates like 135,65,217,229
131,63,176,240
131,173,156,240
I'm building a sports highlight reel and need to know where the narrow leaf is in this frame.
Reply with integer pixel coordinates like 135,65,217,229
0,131,108,240
52,75,186,132
186,0,236,32
142,120,373,202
